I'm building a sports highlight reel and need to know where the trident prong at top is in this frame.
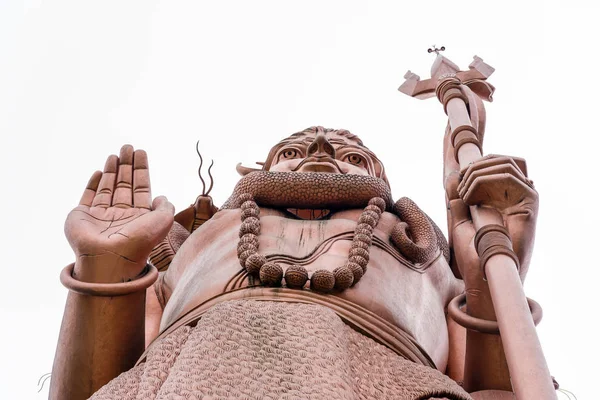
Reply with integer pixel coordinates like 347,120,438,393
398,52,494,100
427,45,445,55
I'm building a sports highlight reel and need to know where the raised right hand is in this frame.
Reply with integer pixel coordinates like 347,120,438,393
64,145,174,283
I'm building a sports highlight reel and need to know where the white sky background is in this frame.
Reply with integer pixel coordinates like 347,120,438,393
0,0,598,398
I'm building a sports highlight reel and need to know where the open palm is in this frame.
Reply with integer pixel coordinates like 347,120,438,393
65,145,174,282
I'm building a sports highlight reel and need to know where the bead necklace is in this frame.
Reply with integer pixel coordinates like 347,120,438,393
236,193,386,293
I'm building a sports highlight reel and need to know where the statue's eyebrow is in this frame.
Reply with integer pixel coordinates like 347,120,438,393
288,139,311,146
329,139,347,145
334,143,366,151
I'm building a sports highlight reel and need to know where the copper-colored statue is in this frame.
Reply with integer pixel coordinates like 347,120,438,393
50,54,557,400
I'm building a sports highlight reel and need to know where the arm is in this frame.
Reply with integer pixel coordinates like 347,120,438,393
50,272,148,399
444,137,539,391
399,54,551,396
50,146,174,400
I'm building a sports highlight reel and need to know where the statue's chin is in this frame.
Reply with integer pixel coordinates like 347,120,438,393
221,171,393,211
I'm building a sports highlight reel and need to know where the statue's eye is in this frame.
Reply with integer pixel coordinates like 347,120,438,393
281,149,299,159
344,154,364,166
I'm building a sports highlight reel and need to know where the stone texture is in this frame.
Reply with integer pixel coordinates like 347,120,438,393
92,300,470,400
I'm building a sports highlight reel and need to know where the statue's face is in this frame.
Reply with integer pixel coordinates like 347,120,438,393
264,128,386,182
225,127,391,216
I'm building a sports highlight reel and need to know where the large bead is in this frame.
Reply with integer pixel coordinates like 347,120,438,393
333,266,354,290
358,213,377,228
239,233,259,248
239,217,260,236
349,247,369,262
362,210,380,223
351,240,369,251
368,197,386,213
237,242,257,257
310,270,335,293
241,207,259,220
354,233,372,247
245,253,266,275
284,265,309,289
237,193,254,207
239,249,256,268
355,223,374,236
259,262,283,286
346,261,364,283
364,204,383,217
240,200,259,212
349,255,368,270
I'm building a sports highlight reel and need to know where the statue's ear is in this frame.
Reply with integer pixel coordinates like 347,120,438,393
236,162,261,176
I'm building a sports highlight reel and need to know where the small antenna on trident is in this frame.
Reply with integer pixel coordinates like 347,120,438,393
427,45,446,55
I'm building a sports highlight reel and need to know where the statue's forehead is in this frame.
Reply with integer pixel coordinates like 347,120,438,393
274,131,363,149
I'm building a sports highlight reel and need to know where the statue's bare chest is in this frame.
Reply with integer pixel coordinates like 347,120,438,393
258,209,376,273
163,208,463,369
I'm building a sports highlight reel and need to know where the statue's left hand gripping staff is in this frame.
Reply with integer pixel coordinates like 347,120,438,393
50,145,175,400
400,54,556,400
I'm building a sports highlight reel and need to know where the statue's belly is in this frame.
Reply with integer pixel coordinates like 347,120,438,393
93,300,470,399
161,209,463,370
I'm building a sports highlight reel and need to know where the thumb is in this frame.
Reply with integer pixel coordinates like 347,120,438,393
142,196,175,249
152,195,175,215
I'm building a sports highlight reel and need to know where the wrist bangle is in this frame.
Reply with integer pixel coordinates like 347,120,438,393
448,293,542,334
60,263,158,297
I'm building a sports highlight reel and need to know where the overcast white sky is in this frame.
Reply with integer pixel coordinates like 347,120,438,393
1,1,598,399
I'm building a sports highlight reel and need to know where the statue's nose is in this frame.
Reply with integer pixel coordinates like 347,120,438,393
307,133,336,158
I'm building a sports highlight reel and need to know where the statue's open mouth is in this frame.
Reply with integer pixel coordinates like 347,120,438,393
286,208,332,220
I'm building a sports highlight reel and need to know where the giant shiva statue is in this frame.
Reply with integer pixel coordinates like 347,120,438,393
50,55,554,400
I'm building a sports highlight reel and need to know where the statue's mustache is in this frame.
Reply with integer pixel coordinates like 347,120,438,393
220,171,393,211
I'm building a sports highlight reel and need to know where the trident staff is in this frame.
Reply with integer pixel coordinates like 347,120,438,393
399,49,557,400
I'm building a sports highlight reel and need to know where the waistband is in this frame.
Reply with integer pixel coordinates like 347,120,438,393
137,287,436,369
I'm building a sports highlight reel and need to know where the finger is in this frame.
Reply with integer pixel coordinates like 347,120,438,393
79,170,102,207
92,155,118,208
113,145,134,208
467,154,505,165
459,156,524,193
460,155,515,177
152,196,175,242
133,149,152,209
462,174,536,207
459,163,531,199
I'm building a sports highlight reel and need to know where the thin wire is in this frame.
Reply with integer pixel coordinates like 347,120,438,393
37,372,51,386
556,390,572,400
558,388,578,400
196,141,206,195
206,159,214,196
37,373,51,393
